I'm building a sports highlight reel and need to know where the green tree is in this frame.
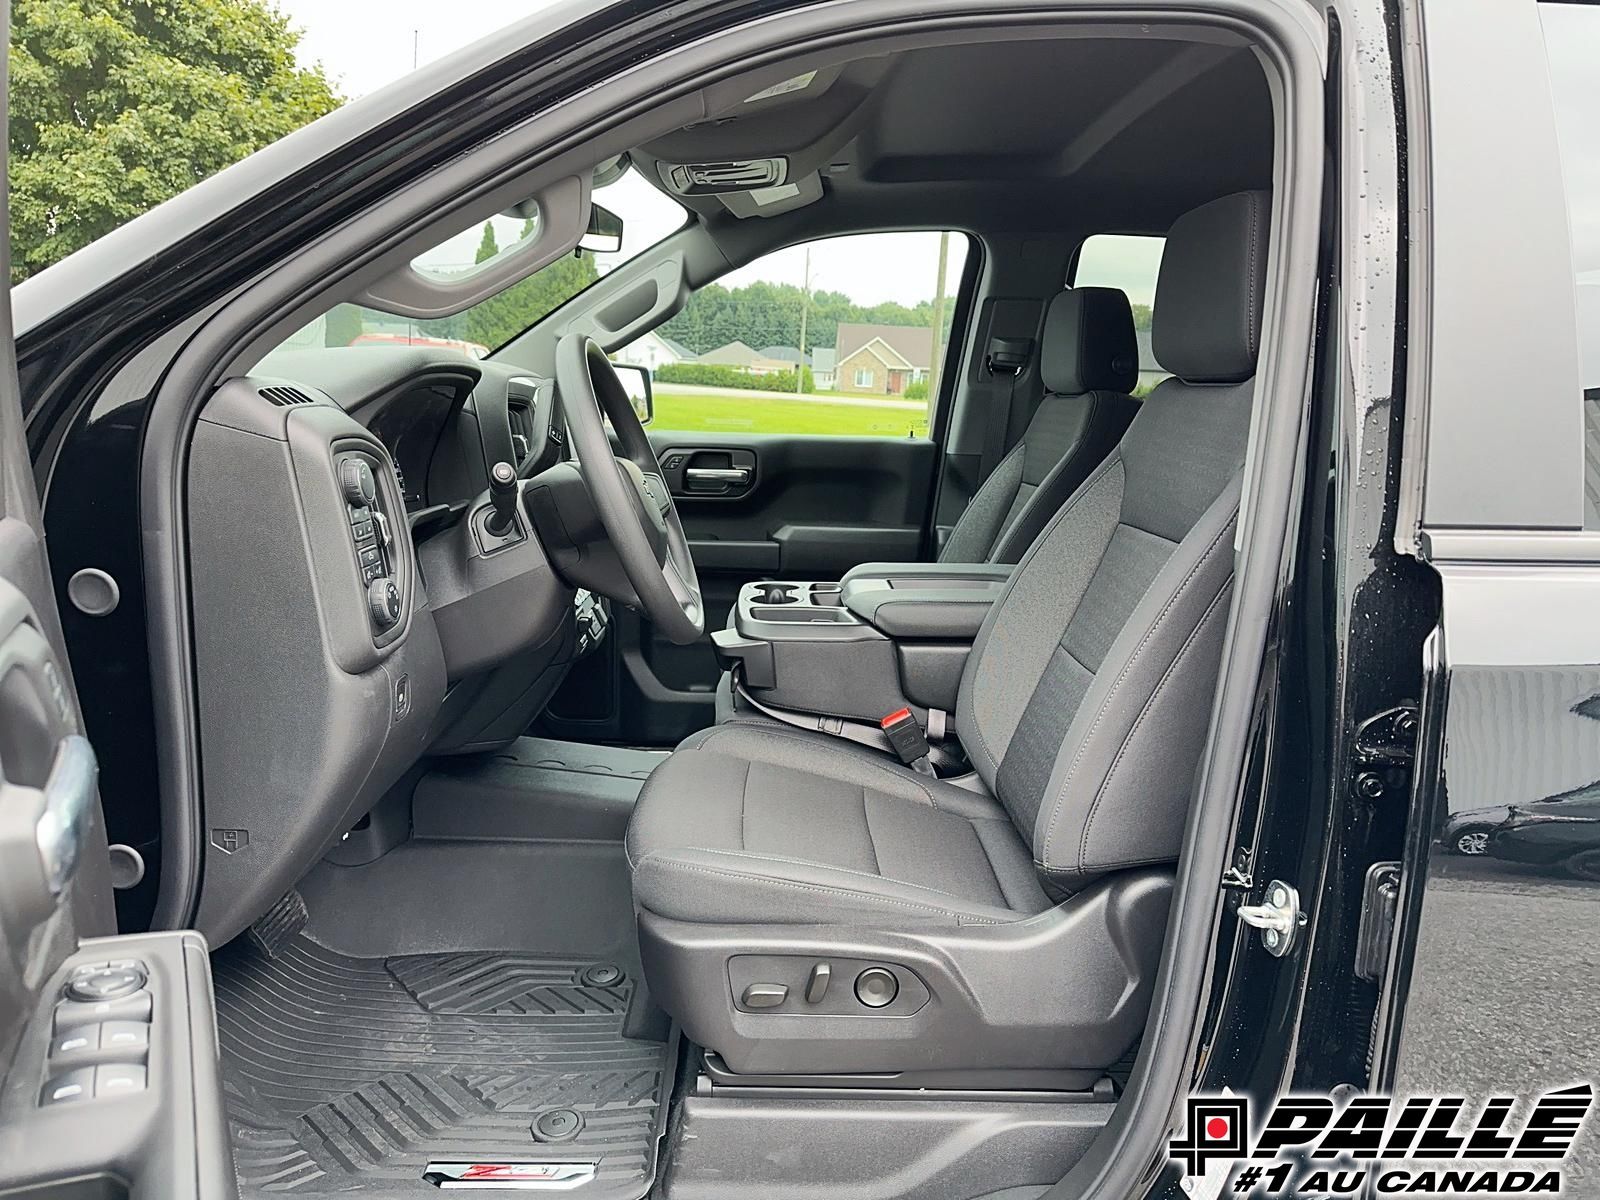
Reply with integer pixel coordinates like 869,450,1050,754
9,0,342,280
460,243,600,350
474,221,499,264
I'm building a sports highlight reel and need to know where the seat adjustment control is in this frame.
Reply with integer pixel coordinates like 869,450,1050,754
854,967,898,1008
805,962,831,1004
741,983,788,1009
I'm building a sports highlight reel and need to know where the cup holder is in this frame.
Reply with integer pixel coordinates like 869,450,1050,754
753,584,800,604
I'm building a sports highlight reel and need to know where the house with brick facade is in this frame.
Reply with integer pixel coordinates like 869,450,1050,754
833,323,937,395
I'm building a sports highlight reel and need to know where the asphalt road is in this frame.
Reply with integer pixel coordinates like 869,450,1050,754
1389,851,1600,1193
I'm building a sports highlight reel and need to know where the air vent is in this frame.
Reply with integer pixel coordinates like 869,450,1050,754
259,385,316,407
507,381,539,466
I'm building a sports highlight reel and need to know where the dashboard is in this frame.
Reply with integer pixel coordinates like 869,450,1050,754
182,344,599,948
258,345,567,514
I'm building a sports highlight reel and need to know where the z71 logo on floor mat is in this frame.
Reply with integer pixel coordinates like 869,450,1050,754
422,1161,598,1190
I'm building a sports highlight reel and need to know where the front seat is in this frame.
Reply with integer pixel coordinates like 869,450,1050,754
627,190,1271,1086
937,285,1141,565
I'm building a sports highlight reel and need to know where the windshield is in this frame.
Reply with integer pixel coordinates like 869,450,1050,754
278,166,685,358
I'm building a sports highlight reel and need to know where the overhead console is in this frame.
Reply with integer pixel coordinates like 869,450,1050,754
713,560,1011,721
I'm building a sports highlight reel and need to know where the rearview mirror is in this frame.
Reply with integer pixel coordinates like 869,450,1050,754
611,362,653,425
579,203,624,255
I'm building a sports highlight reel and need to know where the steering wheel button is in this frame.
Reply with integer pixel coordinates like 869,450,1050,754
854,967,898,1009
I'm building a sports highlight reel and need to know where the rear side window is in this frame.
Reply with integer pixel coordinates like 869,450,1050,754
1071,233,1165,395
1539,3,1600,526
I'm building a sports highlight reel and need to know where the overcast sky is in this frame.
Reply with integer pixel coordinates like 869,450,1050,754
271,1,1166,310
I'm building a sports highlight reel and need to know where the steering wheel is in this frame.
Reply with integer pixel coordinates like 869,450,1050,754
554,333,705,644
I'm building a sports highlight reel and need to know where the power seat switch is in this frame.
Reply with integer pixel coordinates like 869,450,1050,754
879,708,933,776
740,983,788,1009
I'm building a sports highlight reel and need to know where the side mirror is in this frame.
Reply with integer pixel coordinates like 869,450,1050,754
579,203,624,255
611,362,654,425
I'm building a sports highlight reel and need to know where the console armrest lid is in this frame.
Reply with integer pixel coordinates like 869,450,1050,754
841,563,1012,640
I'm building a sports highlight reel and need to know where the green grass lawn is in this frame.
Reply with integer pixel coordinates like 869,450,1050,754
652,391,930,438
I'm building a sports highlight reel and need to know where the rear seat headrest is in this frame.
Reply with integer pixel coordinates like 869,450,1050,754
1152,190,1271,384
1042,286,1139,395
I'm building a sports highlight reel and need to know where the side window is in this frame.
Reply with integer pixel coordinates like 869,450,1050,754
1538,3,1600,527
632,232,969,437
1071,233,1165,396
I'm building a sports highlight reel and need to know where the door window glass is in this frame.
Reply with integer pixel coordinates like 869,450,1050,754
1072,233,1165,396
1538,3,1600,527
632,232,969,437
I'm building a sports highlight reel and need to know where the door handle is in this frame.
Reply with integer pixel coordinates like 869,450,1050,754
685,467,752,486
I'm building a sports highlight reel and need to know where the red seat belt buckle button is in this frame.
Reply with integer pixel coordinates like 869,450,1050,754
879,708,930,768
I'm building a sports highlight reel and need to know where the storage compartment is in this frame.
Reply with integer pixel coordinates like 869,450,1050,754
711,564,1013,721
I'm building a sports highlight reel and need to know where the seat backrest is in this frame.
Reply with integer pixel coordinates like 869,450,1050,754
955,189,1271,897
939,287,1140,565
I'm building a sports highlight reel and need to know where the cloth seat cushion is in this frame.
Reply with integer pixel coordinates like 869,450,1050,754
626,722,1050,928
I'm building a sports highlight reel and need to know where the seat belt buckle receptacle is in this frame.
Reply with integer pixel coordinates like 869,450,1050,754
880,708,934,776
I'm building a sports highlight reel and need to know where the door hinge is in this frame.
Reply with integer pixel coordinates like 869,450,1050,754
1237,879,1307,957
1220,846,1254,891
1353,861,1401,981
1352,702,1419,800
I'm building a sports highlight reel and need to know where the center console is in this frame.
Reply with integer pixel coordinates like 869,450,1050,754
712,561,1013,721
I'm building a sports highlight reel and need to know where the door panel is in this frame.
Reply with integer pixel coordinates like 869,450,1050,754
0,10,237,1193
540,432,937,744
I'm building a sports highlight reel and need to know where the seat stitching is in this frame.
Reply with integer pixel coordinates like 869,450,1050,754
1041,499,1239,867
688,725,941,808
963,453,1125,783
1036,853,1177,875
635,853,1007,924
1244,192,1260,365
967,819,1012,910
861,787,882,875
696,848,956,898
1074,577,1233,875
738,759,751,852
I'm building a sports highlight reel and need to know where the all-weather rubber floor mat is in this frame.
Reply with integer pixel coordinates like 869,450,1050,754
212,938,674,1198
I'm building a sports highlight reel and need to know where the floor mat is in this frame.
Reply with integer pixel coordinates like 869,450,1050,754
213,937,674,1198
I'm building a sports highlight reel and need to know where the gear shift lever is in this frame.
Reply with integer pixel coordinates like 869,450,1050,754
486,461,519,536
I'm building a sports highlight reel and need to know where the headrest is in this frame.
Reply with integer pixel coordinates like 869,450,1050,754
1152,190,1271,384
1041,286,1139,395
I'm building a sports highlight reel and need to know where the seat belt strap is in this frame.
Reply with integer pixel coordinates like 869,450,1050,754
731,673,953,777
980,336,1032,478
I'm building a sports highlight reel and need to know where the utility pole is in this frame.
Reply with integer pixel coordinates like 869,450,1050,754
796,245,811,394
927,232,950,402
